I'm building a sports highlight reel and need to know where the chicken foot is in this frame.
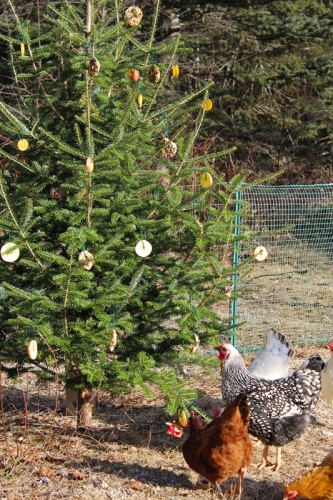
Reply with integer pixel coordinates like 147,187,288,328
257,445,282,471
193,468,247,497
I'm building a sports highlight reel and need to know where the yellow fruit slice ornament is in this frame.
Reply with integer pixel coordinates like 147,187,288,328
177,408,188,427
124,6,143,27
172,64,179,78
137,94,143,108
201,99,213,111
27,339,38,360
200,172,213,188
135,240,152,258
20,42,25,57
253,245,268,262
1,242,20,263
109,329,117,352
17,138,29,151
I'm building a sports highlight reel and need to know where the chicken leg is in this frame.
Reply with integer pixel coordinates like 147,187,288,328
258,445,282,471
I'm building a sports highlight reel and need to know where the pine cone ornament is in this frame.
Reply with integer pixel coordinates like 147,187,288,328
124,6,143,27
88,57,100,77
148,64,160,83
161,139,177,158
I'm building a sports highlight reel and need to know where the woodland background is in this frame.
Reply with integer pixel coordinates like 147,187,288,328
2,0,333,185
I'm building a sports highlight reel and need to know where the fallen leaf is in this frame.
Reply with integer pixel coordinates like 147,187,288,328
71,470,85,480
39,466,54,477
123,479,143,491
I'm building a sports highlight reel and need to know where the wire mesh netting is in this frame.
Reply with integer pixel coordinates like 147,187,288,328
234,184,333,349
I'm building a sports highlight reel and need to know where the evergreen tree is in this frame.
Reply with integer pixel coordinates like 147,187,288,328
0,0,260,426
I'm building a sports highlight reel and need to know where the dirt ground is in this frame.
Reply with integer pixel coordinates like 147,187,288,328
0,343,332,500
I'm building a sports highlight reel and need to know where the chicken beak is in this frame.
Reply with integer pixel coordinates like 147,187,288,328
282,485,289,500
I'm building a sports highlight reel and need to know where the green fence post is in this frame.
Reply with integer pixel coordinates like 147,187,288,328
230,189,242,346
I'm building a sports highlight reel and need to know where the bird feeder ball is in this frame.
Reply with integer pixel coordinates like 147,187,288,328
88,57,100,77
161,139,177,158
78,250,94,270
148,64,160,83
124,6,143,26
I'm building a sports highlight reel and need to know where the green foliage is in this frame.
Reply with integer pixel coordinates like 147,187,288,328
0,0,260,414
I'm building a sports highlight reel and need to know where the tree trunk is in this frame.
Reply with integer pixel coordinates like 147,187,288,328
77,386,93,428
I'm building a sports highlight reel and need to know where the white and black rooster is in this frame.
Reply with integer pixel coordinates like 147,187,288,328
216,339,324,471
247,328,295,380
246,328,295,467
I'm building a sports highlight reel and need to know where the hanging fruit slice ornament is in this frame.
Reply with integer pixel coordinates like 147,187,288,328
200,172,213,188
172,64,179,78
127,68,140,81
1,242,20,263
27,339,38,360
177,408,188,427
201,99,213,111
135,240,152,258
109,329,117,352
148,64,160,83
19,42,25,57
86,156,94,173
137,94,143,108
253,245,268,262
161,139,177,158
17,138,29,151
124,6,143,26
78,250,94,270
190,332,200,354
88,57,100,77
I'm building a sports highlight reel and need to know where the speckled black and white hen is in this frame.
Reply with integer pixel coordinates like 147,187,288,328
216,342,323,471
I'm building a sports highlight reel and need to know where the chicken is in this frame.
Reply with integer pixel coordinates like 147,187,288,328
247,328,295,465
182,393,252,495
321,338,333,406
216,342,323,471
283,449,333,499
248,328,295,379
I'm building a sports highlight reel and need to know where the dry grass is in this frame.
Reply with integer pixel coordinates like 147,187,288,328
0,344,331,500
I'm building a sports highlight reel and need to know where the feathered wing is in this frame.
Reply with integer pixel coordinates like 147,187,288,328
284,450,333,500
221,345,322,446
248,328,294,380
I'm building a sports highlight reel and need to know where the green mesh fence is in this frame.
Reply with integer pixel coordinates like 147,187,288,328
234,184,333,349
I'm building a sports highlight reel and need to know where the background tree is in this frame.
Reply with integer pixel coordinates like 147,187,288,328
158,0,333,184
0,0,264,426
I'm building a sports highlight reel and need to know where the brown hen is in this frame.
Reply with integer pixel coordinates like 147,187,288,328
182,393,252,494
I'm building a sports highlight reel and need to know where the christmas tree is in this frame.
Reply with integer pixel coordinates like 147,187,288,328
0,0,257,426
